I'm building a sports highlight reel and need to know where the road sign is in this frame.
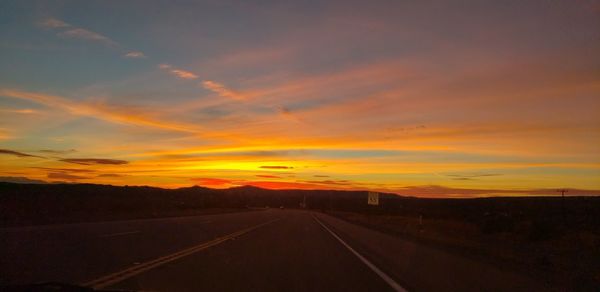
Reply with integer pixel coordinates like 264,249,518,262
367,192,379,205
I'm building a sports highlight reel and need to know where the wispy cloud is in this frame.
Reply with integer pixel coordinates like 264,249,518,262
124,51,146,58
256,174,282,179
38,17,145,54
445,173,503,181
39,18,70,29
0,108,38,114
60,158,128,165
47,172,89,180
259,165,293,169
303,179,352,185
32,167,95,173
202,80,246,100
191,177,234,186
58,28,118,47
38,149,77,155
242,180,324,190
0,149,45,158
158,64,198,80
0,89,200,133
97,173,125,177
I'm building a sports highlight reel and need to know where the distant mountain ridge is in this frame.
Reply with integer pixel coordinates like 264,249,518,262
1,182,599,230
0,176,48,184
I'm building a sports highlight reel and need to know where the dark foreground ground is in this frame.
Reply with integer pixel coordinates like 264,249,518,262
1,183,599,291
326,210,600,291
1,209,551,292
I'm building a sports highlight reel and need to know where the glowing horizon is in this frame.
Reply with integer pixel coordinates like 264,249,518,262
1,1,599,197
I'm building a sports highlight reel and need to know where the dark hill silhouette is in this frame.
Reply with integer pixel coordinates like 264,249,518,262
1,182,599,232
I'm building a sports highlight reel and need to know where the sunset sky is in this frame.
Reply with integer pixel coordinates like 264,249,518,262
0,0,599,197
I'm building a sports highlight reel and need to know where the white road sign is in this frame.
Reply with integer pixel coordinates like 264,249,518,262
367,192,379,205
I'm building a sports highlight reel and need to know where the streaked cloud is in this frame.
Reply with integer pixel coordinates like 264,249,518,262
191,177,234,186
58,28,118,47
0,108,38,114
0,89,200,133
39,18,70,29
158,64,198,80
259,166,293,169
0,149,45,158
38,149,77,155
36,17,152,61
256,175,282,179
60,158,128,165
202,80,246,100
303,179,352,186
124,51,146,58
47,172,89,180
97,173,125,177
445,173,503,181
39,17,119,47
32,167,95,173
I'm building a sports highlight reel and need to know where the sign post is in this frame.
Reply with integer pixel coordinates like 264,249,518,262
367,192,379,225
367,192,379,206
557,189,568,225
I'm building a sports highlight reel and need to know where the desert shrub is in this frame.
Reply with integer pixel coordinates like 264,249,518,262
481,212,515,234
528,218,561,241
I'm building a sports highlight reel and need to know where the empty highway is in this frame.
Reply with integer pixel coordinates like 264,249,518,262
1,210,549,291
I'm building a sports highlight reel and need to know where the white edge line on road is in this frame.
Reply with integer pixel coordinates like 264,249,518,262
82,218,281,289
312,214,409,292
99,230,140,238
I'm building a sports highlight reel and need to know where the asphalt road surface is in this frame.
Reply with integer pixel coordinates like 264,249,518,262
1,209,549,291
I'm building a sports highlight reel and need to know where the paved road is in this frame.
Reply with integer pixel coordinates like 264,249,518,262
1,210,549,291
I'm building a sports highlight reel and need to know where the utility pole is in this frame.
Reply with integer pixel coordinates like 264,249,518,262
557,189,568,225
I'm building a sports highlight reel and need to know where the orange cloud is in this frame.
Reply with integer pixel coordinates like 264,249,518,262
158,64,198,79
97,173,125,177
191,177,235,186
60,158,128,165
303,179,352,186
259,165,293,169
0,89,201,134
202,80,247,100
0,108,38,114
32,167,95,173
47,172,89,181
244,180,320,190
256,175,282,179
38,149,77,155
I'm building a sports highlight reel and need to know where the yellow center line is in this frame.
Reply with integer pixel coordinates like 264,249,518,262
82,218,282,289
